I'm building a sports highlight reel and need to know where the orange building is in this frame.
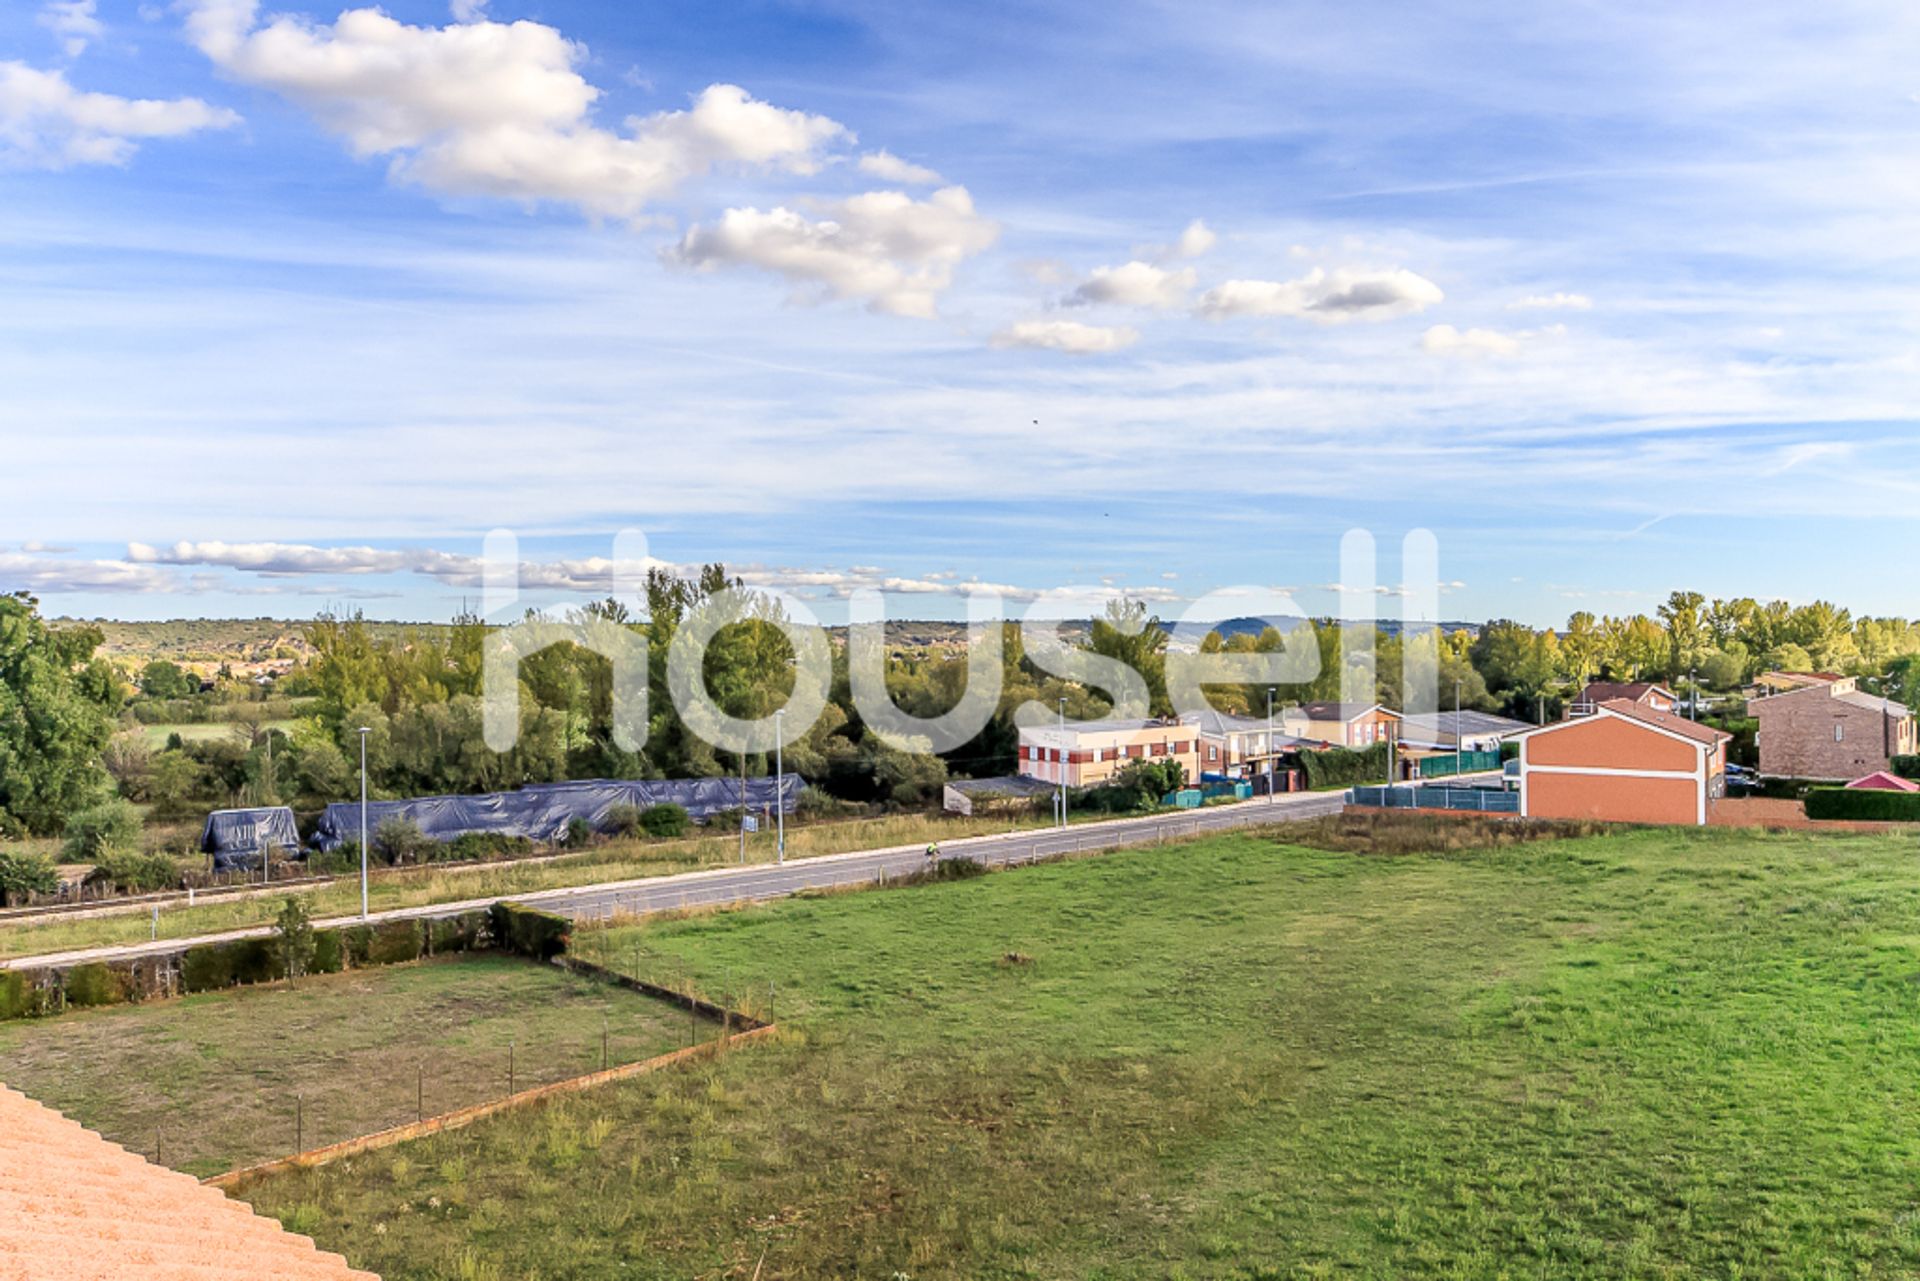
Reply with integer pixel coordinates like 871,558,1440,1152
1016,718,1201,787
1515,699,1730,826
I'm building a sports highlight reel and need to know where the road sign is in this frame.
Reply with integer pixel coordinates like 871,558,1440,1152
742,814,758,833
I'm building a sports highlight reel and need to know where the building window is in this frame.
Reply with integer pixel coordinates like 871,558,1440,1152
1093,748,1104,762
1835,724,1845,743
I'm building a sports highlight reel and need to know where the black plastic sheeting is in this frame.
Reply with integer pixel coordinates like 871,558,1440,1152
199,807,303,871
308,775,802,853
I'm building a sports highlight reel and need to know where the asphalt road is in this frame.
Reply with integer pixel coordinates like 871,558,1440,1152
1,786,1368,972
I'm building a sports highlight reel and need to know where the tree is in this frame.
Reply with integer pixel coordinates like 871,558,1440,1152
0,847,58,905
149,751,208,819
0,594,120,835
1658,591,1710,680
138,659,197,700
61,798,142,862
274,896,315,985
1086,598,1171,717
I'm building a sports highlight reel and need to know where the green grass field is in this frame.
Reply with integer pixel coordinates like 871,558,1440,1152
234,820,1920,1278
0,955,708,1178
136,718,297,748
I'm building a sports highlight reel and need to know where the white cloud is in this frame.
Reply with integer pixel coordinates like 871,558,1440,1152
1066,260,1196,309
857,149,942,185
1195,267,1443,323
990,319,1140,354
1420,324,1523,358
1510,291,1593,311
39,0,103,56
667,186,998,318
0,61,238,168
181,2,849,220
1169,219,1216,259
0,553,178,594
449,0,487,21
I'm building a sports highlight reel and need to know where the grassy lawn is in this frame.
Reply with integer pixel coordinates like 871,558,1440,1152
0,810,1067,961
137,718,297,748
0,954,710,1179
245,819,1920,1279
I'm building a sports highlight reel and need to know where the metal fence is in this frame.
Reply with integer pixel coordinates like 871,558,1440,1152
1412,751,1504,780
1348,785,1521,814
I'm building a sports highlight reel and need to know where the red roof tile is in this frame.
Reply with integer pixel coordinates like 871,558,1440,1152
0,1084,378,1281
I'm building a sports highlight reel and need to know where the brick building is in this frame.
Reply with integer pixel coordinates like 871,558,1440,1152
1749,674,1915,780
1515,699,1731,826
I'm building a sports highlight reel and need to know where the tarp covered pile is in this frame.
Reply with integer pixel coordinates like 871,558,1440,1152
308,775,802,852
198,807,302,872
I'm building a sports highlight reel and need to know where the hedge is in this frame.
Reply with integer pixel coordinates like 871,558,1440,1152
1893,755,1920,781
1804,788,1920,822
365,919,425,966
64,962,124,1009
1299,742,1392,790
310,929,345,974
490,901,571,960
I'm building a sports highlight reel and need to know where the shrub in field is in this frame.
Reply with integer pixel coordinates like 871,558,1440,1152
639,804,691,839
88,849,180,894
445,833,533,863
0,847,59,904
62,798,143,862
374,817,432,866
275,897,316,983
0,970,39,1019
227,938,283,985
603,804,645,838
490,901,570,960
367,919,424,966
64,962,124,1008
565,817,595,848
341,924,374,967
1805,788,1920,822
428,911,488,954
309,929,345,974
181,943,235,993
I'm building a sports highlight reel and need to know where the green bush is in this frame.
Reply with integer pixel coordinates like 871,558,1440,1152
341,924,373,967
0,847,59,904
228,937,283,985
0,970,35,1020
639,804,691,839
489,901,570,960
444,832,534,863
428,910,488,954
1892,755,1920,781
603,804,645,838
1078,759,1188,813
89,848,180,894
1805,788,1920,822
309,929,345,974
373,816,432,865
366,919,424,966
63,798,143,862
64,962,124,1008
181,943,235,993
1299,742,1391,790
565,816,595,847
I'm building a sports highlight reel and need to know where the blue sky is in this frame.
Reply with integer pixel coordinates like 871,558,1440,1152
2,0,1917,626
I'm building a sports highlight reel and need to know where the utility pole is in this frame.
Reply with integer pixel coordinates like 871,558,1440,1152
738,749,747,865
1454,681,1463,779
357,727,371,919
1266,688,1276,803
1057,696,1067,829
774,709,785,865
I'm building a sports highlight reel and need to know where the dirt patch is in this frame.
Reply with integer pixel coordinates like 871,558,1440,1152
1709,797,1903,832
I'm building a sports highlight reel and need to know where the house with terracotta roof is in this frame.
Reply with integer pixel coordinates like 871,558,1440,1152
1749,674,1915,780
1514,698,1732,826
1569,680,1679,717
1278,701,1402,748
0,1083,378,1281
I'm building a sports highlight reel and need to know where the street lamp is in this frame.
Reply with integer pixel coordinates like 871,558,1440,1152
774,708,785,865
1266,688,1276,804
1057,696,1068,829
1453,681,1463,779
356,726,371,920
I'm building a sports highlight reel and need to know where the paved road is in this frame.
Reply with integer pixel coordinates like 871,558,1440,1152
0,786,1375,972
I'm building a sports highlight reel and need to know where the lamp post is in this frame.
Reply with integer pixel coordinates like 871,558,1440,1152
774,708,785,865
1453,681,1463,779
1266,688,1276,803
1057,696,1067,829
356,727,371,920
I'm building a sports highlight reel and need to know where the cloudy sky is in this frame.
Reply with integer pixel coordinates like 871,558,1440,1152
3,0,1917,625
